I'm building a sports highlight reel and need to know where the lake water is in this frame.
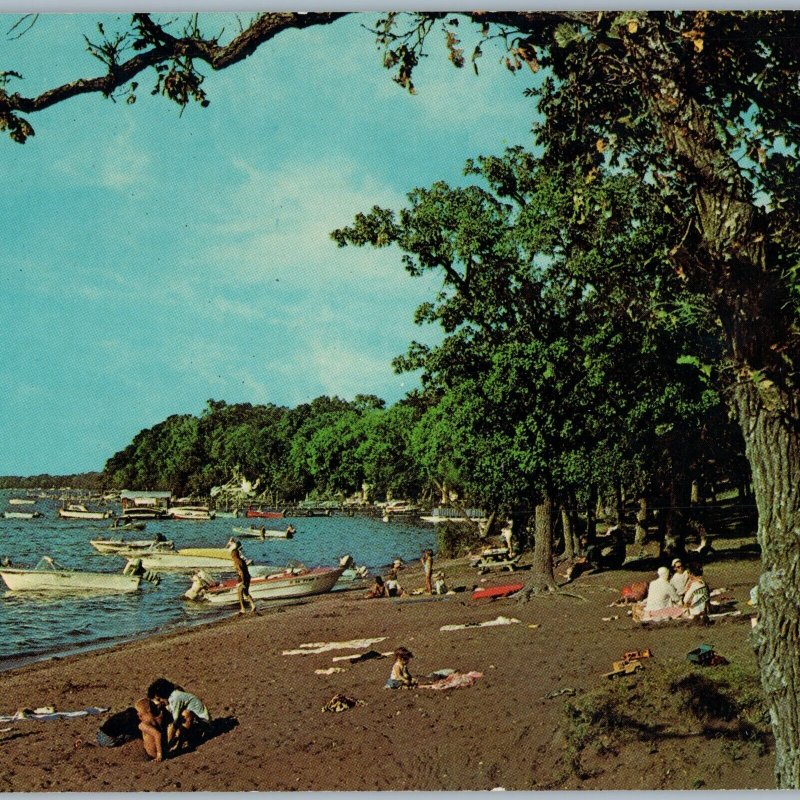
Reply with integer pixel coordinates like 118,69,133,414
0,492,436,670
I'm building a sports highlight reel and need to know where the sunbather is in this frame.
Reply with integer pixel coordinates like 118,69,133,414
364,575,388,599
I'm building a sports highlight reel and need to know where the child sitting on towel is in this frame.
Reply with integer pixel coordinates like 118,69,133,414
385,647,417,689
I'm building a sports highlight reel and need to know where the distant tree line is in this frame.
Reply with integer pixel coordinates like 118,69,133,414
0,473,104,491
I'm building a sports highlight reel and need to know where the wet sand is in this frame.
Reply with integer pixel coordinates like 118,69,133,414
0,554,774,791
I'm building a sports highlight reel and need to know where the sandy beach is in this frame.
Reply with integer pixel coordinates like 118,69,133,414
0,553,773,791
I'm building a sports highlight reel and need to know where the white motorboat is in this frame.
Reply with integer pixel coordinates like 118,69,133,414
232,525,295,540
131,549,238,572
8,498,36,506
58,504,112,521
185,564,346,605
3,510,42,519
0,557,141,594
170,505,215,521
90,538,175,555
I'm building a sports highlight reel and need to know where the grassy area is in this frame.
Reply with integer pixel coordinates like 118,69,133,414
562,660,771,780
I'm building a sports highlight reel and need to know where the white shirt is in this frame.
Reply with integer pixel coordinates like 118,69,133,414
670,571,690,595
645,577,681,611
168,689,210,722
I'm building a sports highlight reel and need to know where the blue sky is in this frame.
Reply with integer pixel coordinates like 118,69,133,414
0,13,536,475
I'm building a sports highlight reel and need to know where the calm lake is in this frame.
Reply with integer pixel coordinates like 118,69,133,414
0,492,436,670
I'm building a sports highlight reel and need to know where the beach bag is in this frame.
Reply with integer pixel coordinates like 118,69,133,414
620,581,648,603
96,706,140,747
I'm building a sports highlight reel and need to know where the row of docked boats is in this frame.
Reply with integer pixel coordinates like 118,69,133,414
0,521,356,608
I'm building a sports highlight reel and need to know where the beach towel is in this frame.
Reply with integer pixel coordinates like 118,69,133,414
0,706,108,724
440,616,520,631
282,637,387,655
419,671,484,690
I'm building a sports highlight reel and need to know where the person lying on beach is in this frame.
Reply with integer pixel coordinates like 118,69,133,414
147,678,211,755
364,575,388,599
385,647,417,689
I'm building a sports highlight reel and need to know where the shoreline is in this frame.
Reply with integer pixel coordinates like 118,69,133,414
0,554,774,791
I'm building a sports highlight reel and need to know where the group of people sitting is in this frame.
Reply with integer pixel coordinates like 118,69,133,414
96,678,211,761
635,558,711,622
364,551,447,599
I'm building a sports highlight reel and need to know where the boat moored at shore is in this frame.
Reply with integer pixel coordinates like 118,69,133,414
58,504,113,520
0,556,141,594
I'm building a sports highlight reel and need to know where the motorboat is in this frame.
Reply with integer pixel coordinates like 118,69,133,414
8,498,36,506
0,556,141,594
90,538,175,555
169,505,215,521
110,516,147,532
121,506,171,520
185,563,346,605
130,549,238,572
3,510,42,519
245,507,285,519
58,504,112,521
232,525,295,540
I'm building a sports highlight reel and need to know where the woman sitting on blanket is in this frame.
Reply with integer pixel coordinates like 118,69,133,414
636,566,686,621
682,563,710,621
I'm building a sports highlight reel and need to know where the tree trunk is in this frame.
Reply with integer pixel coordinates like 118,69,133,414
562,505,575,561
634,496,648,551
735,381,800,788
521,493,557,598
585,484,597,544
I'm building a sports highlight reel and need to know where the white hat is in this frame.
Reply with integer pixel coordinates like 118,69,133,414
657,566,670,580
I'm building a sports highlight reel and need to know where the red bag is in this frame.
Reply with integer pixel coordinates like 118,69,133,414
620,581,648,603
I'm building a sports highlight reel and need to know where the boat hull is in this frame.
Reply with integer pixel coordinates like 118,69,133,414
90,539,174,555
232,526,293,539
246,508,285,519
137,553,236,571
3,511,41,519
200,565,345,605
0,568,140,594
58,509,111,520
170,507,215,521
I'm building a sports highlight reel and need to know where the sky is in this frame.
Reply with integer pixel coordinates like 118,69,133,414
0,13,537,475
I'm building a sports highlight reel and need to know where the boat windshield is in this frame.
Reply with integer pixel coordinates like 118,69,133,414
33,556,68,571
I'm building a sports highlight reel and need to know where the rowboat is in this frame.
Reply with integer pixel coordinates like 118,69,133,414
232,525,295,540
245,507,285,519
132,549,238,571
185,564,346,605
58,504,112,521
90,539,175,555
170,505,215,521
0,557,141,594
3,510,42,519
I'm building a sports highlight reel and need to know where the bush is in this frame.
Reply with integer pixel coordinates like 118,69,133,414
436,521,485,557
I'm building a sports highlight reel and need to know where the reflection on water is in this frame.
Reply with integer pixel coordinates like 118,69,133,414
0,493,435,668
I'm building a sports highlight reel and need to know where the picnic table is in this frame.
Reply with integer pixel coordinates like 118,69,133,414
469,546,520,574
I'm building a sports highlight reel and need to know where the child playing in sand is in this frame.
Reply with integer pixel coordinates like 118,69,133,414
385,647,417,689
147,678,211,754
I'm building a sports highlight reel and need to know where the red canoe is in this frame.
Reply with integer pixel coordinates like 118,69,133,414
471,582,525,601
